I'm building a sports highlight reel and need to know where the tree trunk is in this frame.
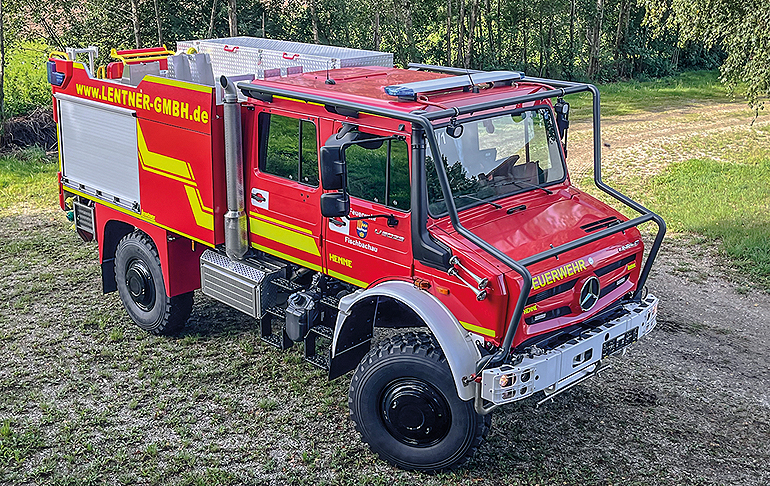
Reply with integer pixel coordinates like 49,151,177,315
154,0,163,45
373,10,380,50
0,0,4,122
227,0,238,37
463,0,478,68
446,0,452,65
457,0,465,66
614,0,628,76
521,3,527,67
405,0,414,62
311,0,320,44
587,0,604,79
208,0,218,38
567,0,575,81
484,0,493,65
129,0,142,48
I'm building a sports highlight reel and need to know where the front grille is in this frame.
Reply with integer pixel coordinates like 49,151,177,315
595,255,635,277
526,278,578,305
525,306,571,325
599,273,629,298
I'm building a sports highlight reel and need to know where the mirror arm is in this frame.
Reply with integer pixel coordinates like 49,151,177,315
348,214,399,228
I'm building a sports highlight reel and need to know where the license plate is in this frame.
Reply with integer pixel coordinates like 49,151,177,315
602,327,639,357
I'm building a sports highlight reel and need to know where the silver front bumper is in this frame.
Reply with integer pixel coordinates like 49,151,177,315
481,295,659,405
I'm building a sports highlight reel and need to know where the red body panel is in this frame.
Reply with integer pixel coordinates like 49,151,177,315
95,205,205,296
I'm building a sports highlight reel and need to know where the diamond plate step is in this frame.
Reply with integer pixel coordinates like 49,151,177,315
304,353,330,371
271,278,302,293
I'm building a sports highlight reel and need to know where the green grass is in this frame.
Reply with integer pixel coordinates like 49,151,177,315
0,148,58,211
569,70,740,119
648,156,770,289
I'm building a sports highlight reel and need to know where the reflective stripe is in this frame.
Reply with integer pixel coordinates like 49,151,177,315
143,75,213,94
249,217,320,257
64,188,214,248
250,213,313,235
327,270,368,289
184,186,214,231
137,123,193,180
250,243,322,272
460,321,495,338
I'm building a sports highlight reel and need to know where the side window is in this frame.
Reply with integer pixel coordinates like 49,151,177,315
346,137,410,211
260,113,319,186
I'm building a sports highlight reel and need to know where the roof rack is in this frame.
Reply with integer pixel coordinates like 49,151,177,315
384,69,524,100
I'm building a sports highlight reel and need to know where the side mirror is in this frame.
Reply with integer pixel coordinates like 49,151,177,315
320,192,350,218
320,146,347,190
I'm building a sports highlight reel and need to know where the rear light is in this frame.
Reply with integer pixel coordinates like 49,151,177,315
47,61,65,86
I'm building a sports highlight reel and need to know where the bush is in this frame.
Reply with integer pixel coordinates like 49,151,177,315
4,41,52,118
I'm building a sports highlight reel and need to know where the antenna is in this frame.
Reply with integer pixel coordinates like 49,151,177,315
325,60,336,85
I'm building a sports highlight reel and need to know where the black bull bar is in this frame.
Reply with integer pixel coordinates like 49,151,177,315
238,74,666,372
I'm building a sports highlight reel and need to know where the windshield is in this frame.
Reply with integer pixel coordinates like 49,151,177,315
427,107,565,215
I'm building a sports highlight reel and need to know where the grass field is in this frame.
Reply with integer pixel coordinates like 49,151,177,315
569,70,741,119
1,73,769,485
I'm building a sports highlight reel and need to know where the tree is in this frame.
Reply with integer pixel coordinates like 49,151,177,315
227,0,237,36
0,0,5,122
644,0,769,107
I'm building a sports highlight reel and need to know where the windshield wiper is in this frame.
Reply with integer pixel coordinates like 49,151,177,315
495,179,553,196
457,194,502,209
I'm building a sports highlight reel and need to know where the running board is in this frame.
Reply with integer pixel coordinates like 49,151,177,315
199,249,285,318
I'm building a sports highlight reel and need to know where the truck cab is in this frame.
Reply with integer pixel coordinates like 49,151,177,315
49,38,665,473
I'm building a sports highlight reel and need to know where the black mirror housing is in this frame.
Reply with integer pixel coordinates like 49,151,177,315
320,192,350,218
320,146,346,190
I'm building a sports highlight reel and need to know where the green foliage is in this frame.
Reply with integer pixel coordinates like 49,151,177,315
643,0,769,107
4,41,52,117
0,148,57,211
569,70,737,119
649,157,770,290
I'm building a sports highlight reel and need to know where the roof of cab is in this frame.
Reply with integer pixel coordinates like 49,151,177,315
243,66,553,116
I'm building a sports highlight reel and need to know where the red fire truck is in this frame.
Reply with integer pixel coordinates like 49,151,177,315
47,38,665,472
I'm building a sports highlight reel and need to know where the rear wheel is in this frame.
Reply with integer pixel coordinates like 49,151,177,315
349,332,490,472
115,231,193,335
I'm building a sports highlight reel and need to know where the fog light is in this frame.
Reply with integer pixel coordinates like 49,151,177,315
499,374,515,387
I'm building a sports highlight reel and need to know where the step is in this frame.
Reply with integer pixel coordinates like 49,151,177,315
270,277,302,293
265,306,286,320
319,296,340,309
304,353,330,371
309,324,334,340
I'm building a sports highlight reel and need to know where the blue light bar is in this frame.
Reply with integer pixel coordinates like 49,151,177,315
384,71,524,98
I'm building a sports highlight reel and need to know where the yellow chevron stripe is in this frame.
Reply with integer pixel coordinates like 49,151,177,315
63,187,214,248
142,75,213,93
184,186,214,231
249,217,320,257
249,214,313,235
137,122,193,180
460,321,496,338
327,270,368,289
251,243,322,272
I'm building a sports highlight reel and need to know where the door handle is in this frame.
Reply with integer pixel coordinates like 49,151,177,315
252,193,266,203
330,218,346,227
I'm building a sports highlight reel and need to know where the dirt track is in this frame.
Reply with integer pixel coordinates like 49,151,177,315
1,101,769,485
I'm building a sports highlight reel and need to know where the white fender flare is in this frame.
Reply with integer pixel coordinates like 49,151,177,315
332,280,481,401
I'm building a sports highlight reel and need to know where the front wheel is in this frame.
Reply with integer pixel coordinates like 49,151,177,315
115,231,193,335
349,332,490,472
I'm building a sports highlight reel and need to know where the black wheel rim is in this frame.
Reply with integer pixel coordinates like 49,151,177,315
125,258,156,312
380,378,452,448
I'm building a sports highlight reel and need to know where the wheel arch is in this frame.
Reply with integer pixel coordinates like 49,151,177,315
94,204,205,297
330,280,480,401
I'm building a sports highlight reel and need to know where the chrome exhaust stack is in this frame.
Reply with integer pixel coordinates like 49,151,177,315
220,76,248,261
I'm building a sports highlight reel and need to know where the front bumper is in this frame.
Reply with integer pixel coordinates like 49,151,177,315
481,295,659,405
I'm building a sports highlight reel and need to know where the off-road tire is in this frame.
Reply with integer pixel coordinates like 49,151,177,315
115,231,193,335
349,331,491,472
